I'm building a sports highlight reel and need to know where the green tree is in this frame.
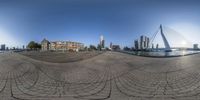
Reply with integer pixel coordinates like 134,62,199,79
28,41,36,50
84,46,88,51
28,41,41,50
35,43,41,49
89,45,97,50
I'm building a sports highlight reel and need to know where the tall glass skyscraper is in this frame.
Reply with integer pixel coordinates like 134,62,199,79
100,35,105,48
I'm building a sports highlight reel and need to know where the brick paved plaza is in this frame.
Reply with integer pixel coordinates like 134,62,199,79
0,51,200,100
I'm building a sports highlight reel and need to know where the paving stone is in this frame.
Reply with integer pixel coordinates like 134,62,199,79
0,51,200,99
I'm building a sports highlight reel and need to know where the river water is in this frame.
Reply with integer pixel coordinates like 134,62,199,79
121,50,200,57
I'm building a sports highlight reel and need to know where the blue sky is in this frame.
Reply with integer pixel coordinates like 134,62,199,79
0,0,200,48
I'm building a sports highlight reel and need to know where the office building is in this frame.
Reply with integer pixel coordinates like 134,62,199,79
134,35,150,50
110,42,112,49
112,45,120,51
41,38,84,51
193,44,199,50
140,35,150,50
23,45,25,50
1,44,6,51
100,35,105,48
41,38,50,51
134,40,139,50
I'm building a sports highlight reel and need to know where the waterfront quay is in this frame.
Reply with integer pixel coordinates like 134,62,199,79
0,51,200,100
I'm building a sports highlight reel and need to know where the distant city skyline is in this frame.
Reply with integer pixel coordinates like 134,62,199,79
0,0,200,48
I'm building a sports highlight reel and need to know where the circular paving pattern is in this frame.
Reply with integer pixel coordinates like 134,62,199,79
1,52,200,100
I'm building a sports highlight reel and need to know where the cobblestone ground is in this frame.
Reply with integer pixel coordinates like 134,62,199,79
1,51,200,100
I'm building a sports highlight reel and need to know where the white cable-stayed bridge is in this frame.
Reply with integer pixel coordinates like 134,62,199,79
150,24,193,52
